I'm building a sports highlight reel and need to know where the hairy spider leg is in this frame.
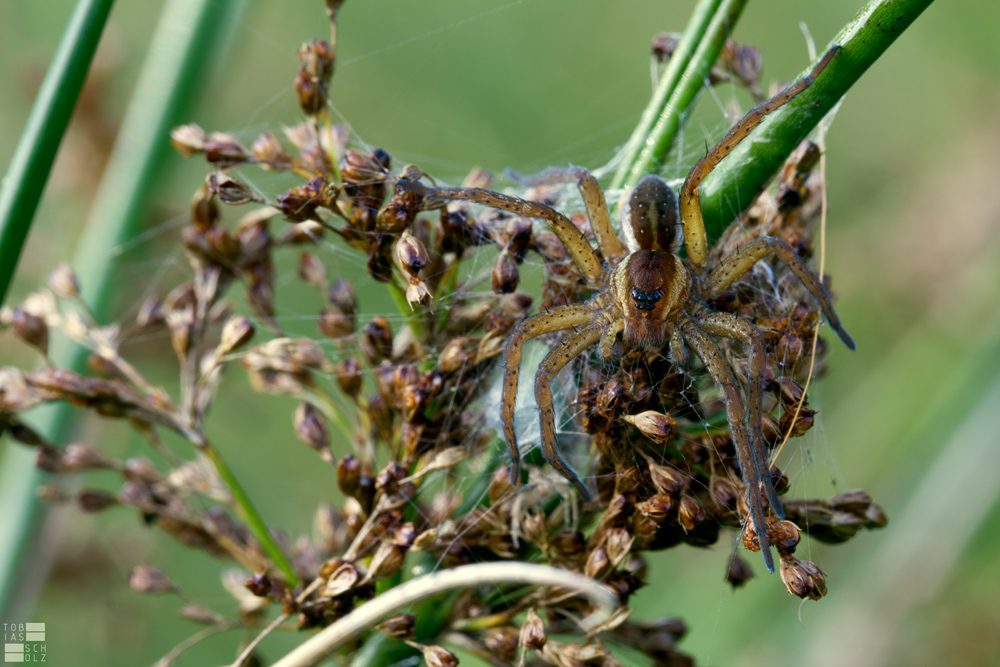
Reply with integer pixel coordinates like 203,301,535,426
679,46,840,267
698,311,783,519
534,322,605,499
502,305,594,487
705,236,856,350
507,167,627,262
397,181,604,282
682,316,776,573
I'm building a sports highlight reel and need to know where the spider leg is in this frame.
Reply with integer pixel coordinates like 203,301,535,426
682,317,775,573
534,321,604,499
698,311,784,520
507,167,627,262
503,304,594,487
679,46,840,267
397,180,604,281
704,235,855,349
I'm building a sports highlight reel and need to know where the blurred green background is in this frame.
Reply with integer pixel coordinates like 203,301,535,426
2,0,1000,665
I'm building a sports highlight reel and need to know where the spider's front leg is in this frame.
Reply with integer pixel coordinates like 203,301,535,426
397,180,605,281
698,311,783,518
682,316,776,572
501,304,593,488
705,236,855,349
533,322,604,499
507,167,627,263
679,46,839,267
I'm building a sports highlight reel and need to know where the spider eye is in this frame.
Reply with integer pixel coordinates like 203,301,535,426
630,288,663,311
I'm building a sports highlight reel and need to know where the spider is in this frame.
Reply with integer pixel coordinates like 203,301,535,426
401,46,853,571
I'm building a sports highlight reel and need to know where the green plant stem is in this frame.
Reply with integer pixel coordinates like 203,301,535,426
619,0,749,192
696,0,934,243
608,0,723,192
201,444,299,584
0,0,114,304
0,0,241,619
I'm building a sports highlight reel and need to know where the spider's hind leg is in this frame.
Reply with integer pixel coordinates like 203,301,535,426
682,316,776,573
698,310,783,520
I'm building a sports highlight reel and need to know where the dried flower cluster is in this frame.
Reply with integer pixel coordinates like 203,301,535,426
0,5,887,667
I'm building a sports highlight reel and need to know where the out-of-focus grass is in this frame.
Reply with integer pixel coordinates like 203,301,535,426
2,1,1000,665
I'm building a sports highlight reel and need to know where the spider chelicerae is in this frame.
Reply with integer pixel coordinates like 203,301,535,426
402,46,853,571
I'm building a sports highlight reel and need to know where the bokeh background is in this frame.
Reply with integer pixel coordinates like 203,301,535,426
2,1,1000,665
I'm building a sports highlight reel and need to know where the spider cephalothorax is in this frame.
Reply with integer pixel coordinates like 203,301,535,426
400,46,852,572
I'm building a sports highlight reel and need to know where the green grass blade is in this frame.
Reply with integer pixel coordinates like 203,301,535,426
697,0,934,243
608,0,724,192
0,0,242,618
620,0,749,192
0,0,114,304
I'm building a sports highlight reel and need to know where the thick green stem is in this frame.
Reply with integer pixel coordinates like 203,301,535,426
0,0,114,304
619,0,749,192
608,0,723,192
697,0,934,243
0,0,241,619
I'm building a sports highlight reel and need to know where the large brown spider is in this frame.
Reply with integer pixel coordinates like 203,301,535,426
402,46,853,571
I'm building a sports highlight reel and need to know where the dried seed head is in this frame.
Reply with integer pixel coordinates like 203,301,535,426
61,442,112,471
324,561,360,597
298,252,327,288
732,45,763,85
520,607,547,649
204,132,249,167
779,555,827,600
710,475,739,512
648,461,685,496
726,554,755,589
278,174,325,222
296,39,334,116
336,454,362,498
361,316,393,363
677,493,706,532
327,278,357,319
405,281,432,308
396,232,429,278
171,123,206,157
334,358,363,399
11,309,48,355
129,565,177,594
605,527,635,568
293,402,332,461
651,32,678,62
623,411,676,442
123,457,163,484
47,262,80,299
208,172,257,206
376,613,416,640
76,489,118,513
488,465,514,504
318,306,354,339
366,542,406,581
252,132,293,168
491,253,519,294
244,571,273,597
485,626,519,663
422,645,459,667
218,316,255,356
584,545,612,579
